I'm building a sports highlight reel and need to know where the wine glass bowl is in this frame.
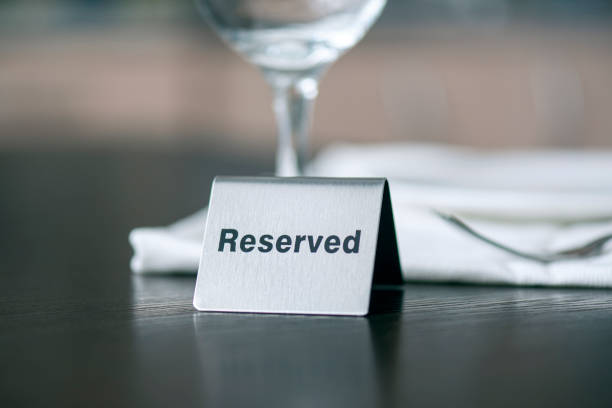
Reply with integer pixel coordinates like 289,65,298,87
196,0,387,176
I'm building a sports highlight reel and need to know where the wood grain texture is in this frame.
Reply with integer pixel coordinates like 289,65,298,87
1,150,612,407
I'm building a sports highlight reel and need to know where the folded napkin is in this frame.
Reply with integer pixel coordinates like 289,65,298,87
130,143,612,287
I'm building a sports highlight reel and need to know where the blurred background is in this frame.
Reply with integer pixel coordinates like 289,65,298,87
1,0,611,157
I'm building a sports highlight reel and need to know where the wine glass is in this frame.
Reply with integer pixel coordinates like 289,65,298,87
195,0,387,176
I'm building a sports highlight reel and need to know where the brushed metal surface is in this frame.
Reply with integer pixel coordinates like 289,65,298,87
193,177,400,316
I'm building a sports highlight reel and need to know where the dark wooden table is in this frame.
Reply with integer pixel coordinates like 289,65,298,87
2,150,612,407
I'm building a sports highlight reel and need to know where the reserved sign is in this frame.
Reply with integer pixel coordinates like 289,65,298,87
193,177,402,316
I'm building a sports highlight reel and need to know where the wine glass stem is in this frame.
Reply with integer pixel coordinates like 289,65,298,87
271,76,319,177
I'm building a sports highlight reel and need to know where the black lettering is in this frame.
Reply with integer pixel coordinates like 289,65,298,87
258,234,273,253
294,235,306,252
307,235,323,253
343,230,361,253
276,235,292,253
219,229,362,254
324,235,341,253
218,228,238,252
240,234,256,252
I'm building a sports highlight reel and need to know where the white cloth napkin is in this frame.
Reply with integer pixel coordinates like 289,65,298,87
130,143,612,287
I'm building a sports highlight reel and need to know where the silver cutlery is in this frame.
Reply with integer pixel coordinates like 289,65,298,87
434,210,612,263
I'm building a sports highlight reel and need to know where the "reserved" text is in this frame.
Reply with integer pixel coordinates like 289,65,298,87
217,229,362,254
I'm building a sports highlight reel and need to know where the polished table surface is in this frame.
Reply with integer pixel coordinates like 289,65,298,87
2,150,612,407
